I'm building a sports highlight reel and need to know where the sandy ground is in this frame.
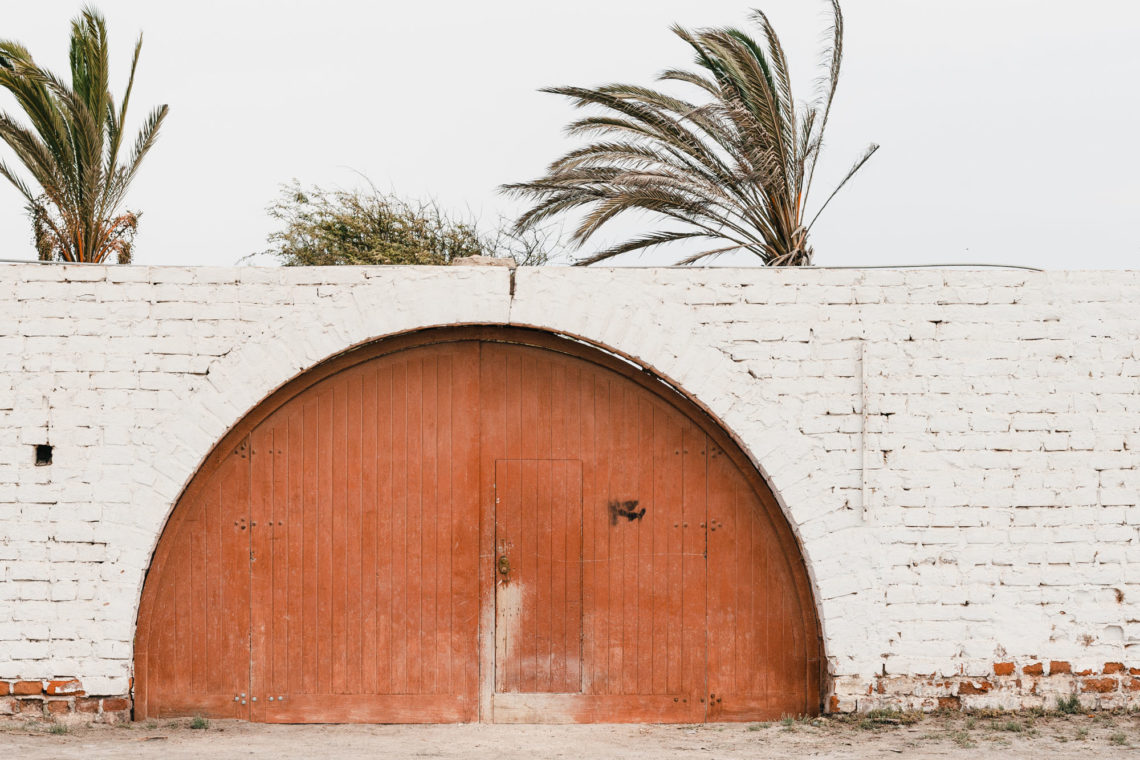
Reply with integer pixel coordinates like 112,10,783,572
1,712,1138,759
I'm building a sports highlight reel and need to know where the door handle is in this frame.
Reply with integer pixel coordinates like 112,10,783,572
497,555,511,575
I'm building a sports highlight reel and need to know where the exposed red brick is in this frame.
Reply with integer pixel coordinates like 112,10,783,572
0,697,16,715
993,662,1015,676
76,697,101,713
17,698,43,714
0,682,8,696
1080,677,1118,694
101,697,130,712
1128,678,1140,692
828,695,840,713
938,696,962,710
958,680,993,695
1049,661,1071,675
46,678,83,695
13,680,42,696
876,680,885,694
1074,669,1093,676
1103,663,1125,674
46,699,71,714
1022,662,1044,676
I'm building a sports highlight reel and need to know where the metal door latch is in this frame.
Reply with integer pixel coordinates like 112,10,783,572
497,555,511,575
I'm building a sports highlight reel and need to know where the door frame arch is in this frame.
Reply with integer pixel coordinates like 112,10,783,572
135,325,826,718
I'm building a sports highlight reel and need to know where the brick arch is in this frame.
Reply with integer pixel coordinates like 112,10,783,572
124,280,850,708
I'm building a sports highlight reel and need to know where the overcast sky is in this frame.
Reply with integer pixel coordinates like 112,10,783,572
1,1,1138,269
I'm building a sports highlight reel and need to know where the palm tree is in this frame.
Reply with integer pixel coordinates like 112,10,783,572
504,1,877,266
0,6,168,263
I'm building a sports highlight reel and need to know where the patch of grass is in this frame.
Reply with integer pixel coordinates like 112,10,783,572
746,723,766,731
1109,732,1128,746
857,708,923,729
145,720,158,729
967,707,1008,719
965,717,977,730
949,730,976,748
189,715,209,730
1056,695,1082,715
47,723,69,735
1075,727,1089,741
996,720,1024,733
780,716,795,731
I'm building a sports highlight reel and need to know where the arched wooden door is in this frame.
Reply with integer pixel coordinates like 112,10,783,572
135,328,821,723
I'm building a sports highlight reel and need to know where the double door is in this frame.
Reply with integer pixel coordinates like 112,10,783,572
135,337,817,723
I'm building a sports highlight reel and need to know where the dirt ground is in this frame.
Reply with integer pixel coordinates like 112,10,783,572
1,711,1138,759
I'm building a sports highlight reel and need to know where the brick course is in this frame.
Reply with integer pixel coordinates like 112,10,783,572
2,263,1139,714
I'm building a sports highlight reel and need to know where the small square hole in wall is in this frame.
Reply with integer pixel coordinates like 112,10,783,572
34,444,53,466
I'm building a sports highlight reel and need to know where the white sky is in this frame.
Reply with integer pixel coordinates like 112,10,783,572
1,0,1138,268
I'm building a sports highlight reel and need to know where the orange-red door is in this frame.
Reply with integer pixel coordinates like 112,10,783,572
705,445,819,719
137,331,821,724
493,459,584,700
481,343,706,723
134,440,251,720
246,342,481,723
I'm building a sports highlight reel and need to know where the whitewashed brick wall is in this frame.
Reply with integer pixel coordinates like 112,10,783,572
2,263,1139,713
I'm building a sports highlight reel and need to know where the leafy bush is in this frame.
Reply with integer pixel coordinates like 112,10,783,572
260,180,548,267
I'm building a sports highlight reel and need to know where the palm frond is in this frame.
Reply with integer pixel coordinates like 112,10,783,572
805,142,879,232
573,230,708,266
505,0,872,266
0,7,166,262
803,0,843,208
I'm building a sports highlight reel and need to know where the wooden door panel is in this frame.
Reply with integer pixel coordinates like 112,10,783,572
248,342,481,723
706,444,815,721
494,459,583,694
482,343,709,722
139,330,821,724
135,440,251,720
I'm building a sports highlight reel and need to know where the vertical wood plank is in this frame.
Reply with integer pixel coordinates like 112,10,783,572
360,367,378,696
453,343,481,718
681,427,708,716
302,398,319,696
390,360,409,694
287,412,305,697
271,422,289,699
250,426,274,720
420,356,439,694
331,379,348,695
316,387,334,695
345,372,363,694
636,399,654,695
375,364,394,695
410,357,428,697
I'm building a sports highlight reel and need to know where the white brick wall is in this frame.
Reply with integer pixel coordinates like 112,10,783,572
2,263,1139,712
